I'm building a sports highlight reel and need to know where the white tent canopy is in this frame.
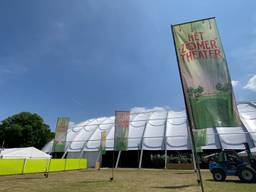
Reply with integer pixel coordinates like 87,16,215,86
42,102,256,154
0,147,51,159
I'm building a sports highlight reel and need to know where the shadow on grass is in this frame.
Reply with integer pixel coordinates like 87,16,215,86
152,184,196,189
79,180,110,184
0,176,46,181
175,172,195,175
20,177,46,180
206,179,256,184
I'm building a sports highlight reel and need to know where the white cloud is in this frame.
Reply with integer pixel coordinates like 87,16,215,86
130,106,170,115
231,80,239,88
244,75,256,92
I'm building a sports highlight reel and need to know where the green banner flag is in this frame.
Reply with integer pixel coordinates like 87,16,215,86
194,129,207,152
114,111,130,151
172,18,241,150
53,117,69,152
100,131,107,155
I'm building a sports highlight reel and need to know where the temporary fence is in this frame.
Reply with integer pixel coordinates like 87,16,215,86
0,158,87,176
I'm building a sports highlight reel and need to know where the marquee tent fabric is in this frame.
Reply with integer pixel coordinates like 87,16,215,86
0,147,51,159
42,102,256,154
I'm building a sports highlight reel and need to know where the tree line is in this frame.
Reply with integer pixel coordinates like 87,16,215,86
0,112,54,149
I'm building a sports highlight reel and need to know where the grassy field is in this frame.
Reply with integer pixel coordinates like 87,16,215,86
0,169,255,192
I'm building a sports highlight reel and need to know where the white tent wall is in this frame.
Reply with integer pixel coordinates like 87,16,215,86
67,151,98,167
42,102,256,167
69,118,106,152
216,127,248,149
142,109,167,150
128,110,148,150
238,103,256,146
41,140,53,153
166,111,190,150
201,128,221,150
85,117,114,152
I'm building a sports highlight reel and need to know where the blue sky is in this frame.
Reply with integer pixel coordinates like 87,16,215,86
0,0,255,131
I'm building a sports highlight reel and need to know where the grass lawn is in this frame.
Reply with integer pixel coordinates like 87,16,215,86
0,169,255,192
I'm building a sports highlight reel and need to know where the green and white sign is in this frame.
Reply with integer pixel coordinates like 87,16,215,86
114,111,130,151
100,131,107,155
172,18,241,150
53,117,69,152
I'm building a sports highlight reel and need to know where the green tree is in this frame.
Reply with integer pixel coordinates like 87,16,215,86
0,112,54,149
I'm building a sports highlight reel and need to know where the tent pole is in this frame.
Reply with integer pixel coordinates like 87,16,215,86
21,158,27,175
62,141,71,159
164,111,168,169
79,140,88,158
139,149,144,169
138,115,148,169
115,151,121,168
96,149,102,170
96,149,102,162
44,158,51,178
241,122,255,148
164,139,167,169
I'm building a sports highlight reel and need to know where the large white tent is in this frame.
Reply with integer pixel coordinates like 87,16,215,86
42,101,256,167
1,147,51,159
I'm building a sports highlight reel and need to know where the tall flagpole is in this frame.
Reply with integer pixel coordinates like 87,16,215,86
110,111,118,181
171,24,205,192
110,148,115,181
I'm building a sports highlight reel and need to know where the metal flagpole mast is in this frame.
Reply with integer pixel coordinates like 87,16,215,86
171,24,205,192
164,111,168,169
110,111,118,181
186,122,197,173
110,141,115,181
189,128,205,191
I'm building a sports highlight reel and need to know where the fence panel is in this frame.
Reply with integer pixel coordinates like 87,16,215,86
79,159,87,169
0,158,87,176
49,159,66,172
24,159,48,174
65,159,80,170
0,159,24,175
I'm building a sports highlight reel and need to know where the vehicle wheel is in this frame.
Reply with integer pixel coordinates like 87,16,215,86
238,167,256,183
212,169,226,181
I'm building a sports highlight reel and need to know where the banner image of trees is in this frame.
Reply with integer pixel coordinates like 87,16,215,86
187,83,240,129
